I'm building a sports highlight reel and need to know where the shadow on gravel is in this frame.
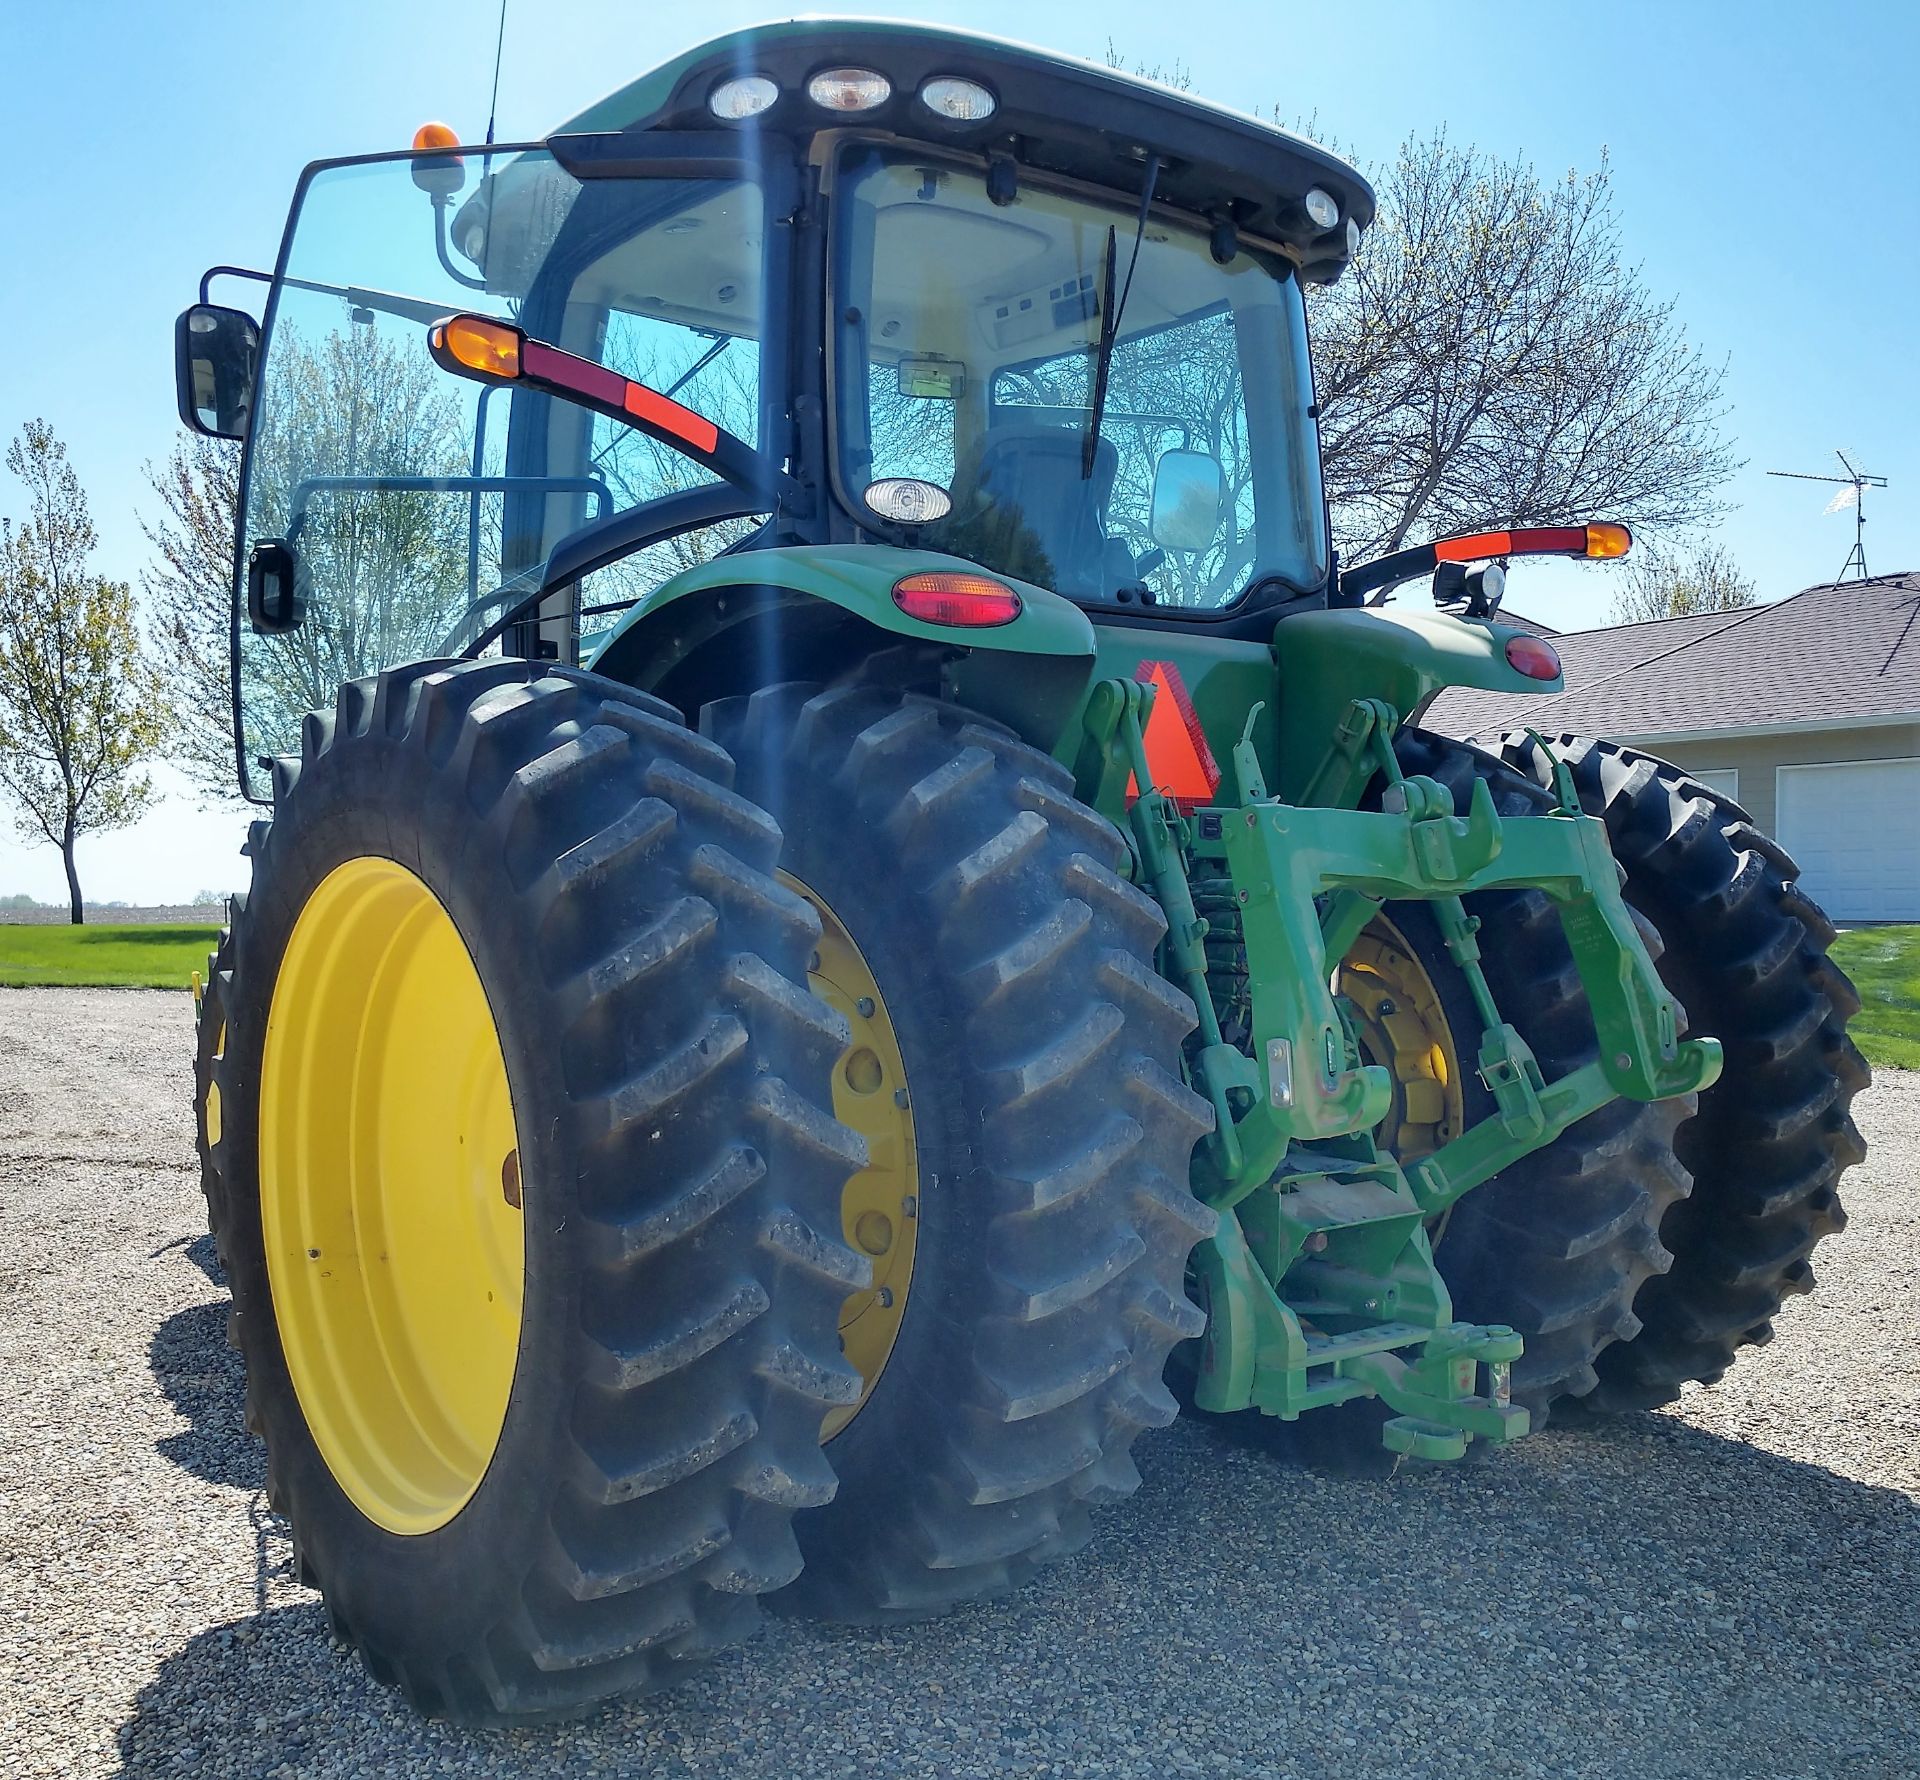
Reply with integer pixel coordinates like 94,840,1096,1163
110,1410,1920,1780
149,1301,258,1492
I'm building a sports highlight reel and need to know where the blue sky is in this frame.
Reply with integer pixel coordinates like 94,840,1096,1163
3,0,1916,902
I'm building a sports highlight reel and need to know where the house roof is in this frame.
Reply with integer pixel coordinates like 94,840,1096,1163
1425,572,1920,743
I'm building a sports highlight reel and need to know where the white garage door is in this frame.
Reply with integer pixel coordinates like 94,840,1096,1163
1776,760,1920,922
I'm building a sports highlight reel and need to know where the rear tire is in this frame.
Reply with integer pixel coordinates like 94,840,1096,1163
705,682,1215,1623
214,659,864,1722
1499,732,1868,1408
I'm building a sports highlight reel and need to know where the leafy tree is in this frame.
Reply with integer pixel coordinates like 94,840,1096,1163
1609,539,1756,624
0,421,166,923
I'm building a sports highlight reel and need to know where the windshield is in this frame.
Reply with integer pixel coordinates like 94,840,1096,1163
234,148,770,796
832,145,1326,611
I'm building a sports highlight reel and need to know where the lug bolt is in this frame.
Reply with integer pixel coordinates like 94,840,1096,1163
877,1286,895,1307
1615,1052,1632,1071
856,996,876,1018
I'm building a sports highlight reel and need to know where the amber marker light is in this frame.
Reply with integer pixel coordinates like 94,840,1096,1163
413,121,462,152
892,571,1023,627
433,316,522,379
1584,521,1633,559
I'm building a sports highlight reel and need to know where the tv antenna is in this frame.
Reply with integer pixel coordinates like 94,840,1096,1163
1767,450,1888,581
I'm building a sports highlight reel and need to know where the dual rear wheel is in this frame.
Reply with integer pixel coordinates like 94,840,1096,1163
200,662,1212,1720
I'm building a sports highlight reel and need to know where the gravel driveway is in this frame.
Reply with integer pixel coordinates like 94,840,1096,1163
3,987,1916,1780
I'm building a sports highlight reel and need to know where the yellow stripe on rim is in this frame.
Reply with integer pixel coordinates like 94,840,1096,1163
260,857,524,1535
779,871,919,1442
204,1020,225,1147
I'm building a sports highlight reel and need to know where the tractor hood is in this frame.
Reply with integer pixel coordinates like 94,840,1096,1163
555,18,1375,282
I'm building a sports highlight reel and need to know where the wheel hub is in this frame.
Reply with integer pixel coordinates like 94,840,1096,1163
1337,916,1465,1164
779,871,918,1442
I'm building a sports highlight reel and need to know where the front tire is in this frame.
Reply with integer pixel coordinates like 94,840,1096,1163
213,660,865,1722
1499,733,1868,1408
1379,729,1698,1421
705,683,1215,1623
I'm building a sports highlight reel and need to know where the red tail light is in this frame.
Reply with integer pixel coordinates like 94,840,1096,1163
1505,635,1563,681
891,571,1023,627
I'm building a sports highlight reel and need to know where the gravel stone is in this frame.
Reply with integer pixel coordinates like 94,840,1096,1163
3,986,1917,1779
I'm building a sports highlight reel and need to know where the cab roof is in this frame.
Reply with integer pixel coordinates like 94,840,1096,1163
555,17,1375,283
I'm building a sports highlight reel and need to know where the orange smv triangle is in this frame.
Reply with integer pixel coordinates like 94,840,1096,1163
1125,660,1222,811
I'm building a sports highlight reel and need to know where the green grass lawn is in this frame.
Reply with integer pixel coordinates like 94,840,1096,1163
0,923,221,989
4,919,1916,1072
1829,925,1920,1072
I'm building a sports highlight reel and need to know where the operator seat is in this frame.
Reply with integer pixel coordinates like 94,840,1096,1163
970,422,1133,601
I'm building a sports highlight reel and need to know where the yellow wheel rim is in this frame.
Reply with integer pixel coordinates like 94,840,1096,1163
779,872,918,1442
260,857,524,1535
1337,916,1465,1165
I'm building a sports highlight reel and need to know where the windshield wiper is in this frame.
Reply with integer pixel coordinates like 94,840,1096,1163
1082,153,1163,479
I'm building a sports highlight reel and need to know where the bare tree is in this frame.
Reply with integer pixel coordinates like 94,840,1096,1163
143,323,475,793
1609,538,1756,624
1309,132,1737,561
0,421,166,922
1110,51,1739,568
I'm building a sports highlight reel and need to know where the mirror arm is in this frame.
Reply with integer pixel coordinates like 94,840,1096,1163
198,265,273,305
430,199,490,293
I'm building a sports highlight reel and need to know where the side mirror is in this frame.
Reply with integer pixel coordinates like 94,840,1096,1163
247,539,308,635
1149,449,1224,552
175,304,259,440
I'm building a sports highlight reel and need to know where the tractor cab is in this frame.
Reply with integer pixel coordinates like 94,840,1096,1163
177,20,1381,797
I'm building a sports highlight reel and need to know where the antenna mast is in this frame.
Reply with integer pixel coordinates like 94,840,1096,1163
1767,450,1890,581
484,0,509,146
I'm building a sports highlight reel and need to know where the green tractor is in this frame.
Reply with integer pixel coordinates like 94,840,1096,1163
179,21,1866,1723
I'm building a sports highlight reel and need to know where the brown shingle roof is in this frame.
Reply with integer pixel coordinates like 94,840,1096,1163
1424,573,1920,742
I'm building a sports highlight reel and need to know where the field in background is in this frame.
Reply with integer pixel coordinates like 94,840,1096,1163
4,921,1916,1066
0,924,220,989
1830,926,1920,1072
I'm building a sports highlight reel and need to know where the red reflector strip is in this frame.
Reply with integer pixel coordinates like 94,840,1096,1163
1434,526,1591,562
520,340,723,456
522,340,624,407
1126,660,1222,812
625,382,721,455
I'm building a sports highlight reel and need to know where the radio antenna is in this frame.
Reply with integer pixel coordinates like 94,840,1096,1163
1767,449,1889,581
484,0,509,146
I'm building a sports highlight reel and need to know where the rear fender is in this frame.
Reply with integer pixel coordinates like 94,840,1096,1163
586,544,1096,740
1271,607,1559,803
